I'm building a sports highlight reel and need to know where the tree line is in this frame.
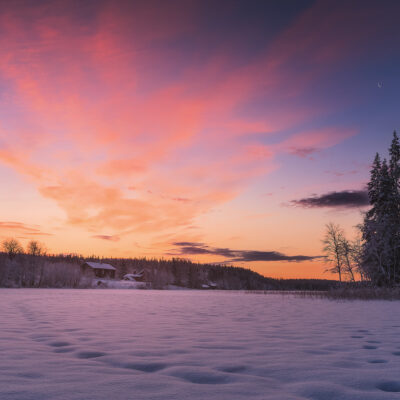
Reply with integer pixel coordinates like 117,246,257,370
0,240,339,290
323,132,400,286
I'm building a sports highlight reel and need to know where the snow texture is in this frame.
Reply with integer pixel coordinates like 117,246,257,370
0,289,400,400
100,280,148,289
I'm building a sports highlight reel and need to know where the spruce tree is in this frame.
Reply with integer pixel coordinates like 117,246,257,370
361,132,400,285
388,131,400,282
366,153,381,218
389,131,400,182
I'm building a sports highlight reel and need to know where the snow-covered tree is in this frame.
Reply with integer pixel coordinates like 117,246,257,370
361,131,400,285
389,131,400,183
388,131,400,282
366,153,381,217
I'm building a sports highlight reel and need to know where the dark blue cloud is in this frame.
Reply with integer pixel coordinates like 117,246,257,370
291,190,369,208
172,242,320,262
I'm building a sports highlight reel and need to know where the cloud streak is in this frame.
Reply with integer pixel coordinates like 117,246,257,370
291,190,369,209
0,221,52,236
92,235,120,242
172,242,321,263
0,0,397,250
0,0,375,235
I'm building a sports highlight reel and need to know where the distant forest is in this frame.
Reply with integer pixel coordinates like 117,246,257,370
0,251,339,290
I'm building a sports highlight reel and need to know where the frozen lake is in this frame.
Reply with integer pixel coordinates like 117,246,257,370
1,289,400,400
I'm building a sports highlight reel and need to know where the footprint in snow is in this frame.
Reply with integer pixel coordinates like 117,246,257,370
49,341,71,348
123,362,167,373
54,347,75,353
167,367,232,385
217,365,247,374
16,372,43,379
76,351,106,359
377,381,400,392
368,359,388,364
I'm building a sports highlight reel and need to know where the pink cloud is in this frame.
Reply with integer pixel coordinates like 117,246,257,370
0,221,52,236
92,235,120,242
0,0,376,237
276,127,358,158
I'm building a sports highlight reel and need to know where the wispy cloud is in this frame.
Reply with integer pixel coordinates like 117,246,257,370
0,0,393,237
172,242,321,263
0,221,52,236
291,190,369,208
92,235,120,242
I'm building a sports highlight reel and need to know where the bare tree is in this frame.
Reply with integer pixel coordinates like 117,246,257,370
351,228,366,282
340,237,356,282
27,240,46,256
322,223,344,283
26,240,47,286
2,238,23,259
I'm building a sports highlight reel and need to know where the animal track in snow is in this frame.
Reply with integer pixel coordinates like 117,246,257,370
49,341,71,347
166,367,232,385
368,359,387,364
377,381,400,392
123,362,167,373
76,351,106,359
218,365,248,374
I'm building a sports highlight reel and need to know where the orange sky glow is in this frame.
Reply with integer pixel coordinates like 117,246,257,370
0,0,399,279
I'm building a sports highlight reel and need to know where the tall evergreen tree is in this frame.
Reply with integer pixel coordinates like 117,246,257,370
366,153,381,218
389,131,400,182
388,131,400,282
361,132,400,285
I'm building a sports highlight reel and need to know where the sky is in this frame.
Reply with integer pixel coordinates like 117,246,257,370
0,0,399,279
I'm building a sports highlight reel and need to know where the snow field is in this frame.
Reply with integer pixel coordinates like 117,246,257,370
0,289,400,399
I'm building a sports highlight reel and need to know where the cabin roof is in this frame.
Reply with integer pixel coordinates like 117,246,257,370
83,261,116,271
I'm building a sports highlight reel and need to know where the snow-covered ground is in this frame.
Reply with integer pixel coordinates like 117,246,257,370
1,290,400,400
95,279,149,289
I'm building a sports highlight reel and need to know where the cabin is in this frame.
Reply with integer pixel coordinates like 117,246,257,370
81,262,116,279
